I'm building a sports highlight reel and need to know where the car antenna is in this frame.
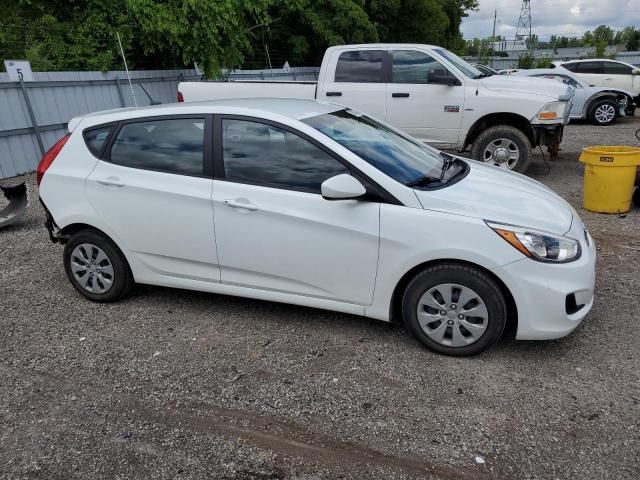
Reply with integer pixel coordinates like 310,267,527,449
116,31,138,107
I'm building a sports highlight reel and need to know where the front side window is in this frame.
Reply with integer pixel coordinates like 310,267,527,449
603,62,633,75
110,118,205,176
392,50,448,84
222,119,349,192
303,109,447,186
335,50,386,83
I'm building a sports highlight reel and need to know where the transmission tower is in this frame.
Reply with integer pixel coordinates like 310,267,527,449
515,0,533,50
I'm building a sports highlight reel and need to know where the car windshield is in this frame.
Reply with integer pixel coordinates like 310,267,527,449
302,109,444,185
433,48,484,79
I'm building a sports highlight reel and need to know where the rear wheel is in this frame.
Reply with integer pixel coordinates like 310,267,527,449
471,125,532,173
402,263,507,356
589,99,618,126
63,229,133,302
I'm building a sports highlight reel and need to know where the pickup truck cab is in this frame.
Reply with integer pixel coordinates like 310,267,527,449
179,44,573,173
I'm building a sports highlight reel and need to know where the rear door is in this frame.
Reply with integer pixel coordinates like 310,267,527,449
317,49,388,120
385,48,465,145
602,61,635,91
85,116,220,282
568,61,606,87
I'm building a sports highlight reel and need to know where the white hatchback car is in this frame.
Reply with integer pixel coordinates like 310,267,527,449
38,99,596,356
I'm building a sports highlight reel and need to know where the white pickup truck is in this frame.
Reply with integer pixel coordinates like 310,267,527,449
179,44,574,173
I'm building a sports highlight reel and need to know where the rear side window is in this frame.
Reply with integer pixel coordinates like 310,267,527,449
109,118,205,176
221,119,349,192
335,50,386,83
603,62,633,75
84,125,113,157
574,62,604,74
561,62,578,72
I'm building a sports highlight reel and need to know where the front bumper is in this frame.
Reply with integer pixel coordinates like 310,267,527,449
492,225,596,340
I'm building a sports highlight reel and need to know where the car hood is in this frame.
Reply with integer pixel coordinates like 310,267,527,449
413,160,574,235
480,75,571,100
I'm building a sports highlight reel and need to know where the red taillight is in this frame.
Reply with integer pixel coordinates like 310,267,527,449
36,133,71,186
177,91,184,102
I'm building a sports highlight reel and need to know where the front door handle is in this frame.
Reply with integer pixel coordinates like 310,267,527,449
326,91,342,97
96,177,125,188
223,198,259,211
392,92,410,98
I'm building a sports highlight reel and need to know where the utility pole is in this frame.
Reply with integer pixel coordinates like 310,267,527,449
516,0,533,51
491,9,497,67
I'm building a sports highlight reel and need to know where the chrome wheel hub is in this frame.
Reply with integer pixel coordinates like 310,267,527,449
70,243,114,294
416,283,489,347
594,104,615,124
483,138,520,169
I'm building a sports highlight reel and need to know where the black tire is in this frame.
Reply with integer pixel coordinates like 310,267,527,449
470,125,532,174
589,99,618,126
633,187,640,209
63,229,133,302
401,263,507,356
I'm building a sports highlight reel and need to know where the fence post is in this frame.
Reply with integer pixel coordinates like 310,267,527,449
19,78,45,156
115,77,126,107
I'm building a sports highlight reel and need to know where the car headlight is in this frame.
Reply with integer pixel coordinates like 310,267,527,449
536,101,568,120
486,221,581,263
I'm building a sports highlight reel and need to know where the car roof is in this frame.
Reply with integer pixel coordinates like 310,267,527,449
70,98,343,131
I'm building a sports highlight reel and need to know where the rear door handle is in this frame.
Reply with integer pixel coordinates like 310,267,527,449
223,198,259,211
392,92,410,98
326,91,342,97
96,177,125,188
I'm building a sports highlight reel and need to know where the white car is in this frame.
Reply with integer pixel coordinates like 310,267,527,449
513,68,636,125
38,99,596,356
554,59,640,100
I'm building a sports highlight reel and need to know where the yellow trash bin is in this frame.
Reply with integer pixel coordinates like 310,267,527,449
579,146,640,213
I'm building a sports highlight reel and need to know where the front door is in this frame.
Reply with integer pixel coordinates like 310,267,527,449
86,116,220,282
211,117,380,305
385,49,465,145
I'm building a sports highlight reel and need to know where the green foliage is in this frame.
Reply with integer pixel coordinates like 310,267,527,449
517,51,535,70
1,0,478,75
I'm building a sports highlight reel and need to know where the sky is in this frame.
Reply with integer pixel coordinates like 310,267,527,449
461,0,640,40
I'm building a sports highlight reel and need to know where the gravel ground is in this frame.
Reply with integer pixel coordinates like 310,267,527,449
1,115,640,480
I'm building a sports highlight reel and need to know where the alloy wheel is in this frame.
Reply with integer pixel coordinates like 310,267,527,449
594,104,616,124
482,138,520,169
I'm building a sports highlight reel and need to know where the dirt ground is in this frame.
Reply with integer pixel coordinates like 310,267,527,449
1,115,639,480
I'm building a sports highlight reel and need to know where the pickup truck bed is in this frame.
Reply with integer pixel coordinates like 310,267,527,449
179,81,317,102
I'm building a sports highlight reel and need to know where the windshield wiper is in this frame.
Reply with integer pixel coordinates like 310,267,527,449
439,152,456,179
406,175,443,188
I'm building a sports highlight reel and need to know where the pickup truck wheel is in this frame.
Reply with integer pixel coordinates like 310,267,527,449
402,263,507,356
471,125,532,173
589,99,618,126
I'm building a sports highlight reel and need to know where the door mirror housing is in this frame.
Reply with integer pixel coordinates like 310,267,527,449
321,174,366,201
427,70,462,86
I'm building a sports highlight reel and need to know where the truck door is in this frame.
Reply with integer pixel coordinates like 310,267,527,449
385,49,465,146
317,49,388,120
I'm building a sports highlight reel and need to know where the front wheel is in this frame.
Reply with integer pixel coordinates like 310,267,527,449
470,125,532,173
589,99,618,126
402,263,507,356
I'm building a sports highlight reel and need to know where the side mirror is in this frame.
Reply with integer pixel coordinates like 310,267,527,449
632,70,640,75
321,174,366,201
427,70,462,86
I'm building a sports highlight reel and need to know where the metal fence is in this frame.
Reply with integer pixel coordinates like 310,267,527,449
0,69,198,180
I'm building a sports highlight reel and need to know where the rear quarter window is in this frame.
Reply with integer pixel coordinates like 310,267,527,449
83,125,114,157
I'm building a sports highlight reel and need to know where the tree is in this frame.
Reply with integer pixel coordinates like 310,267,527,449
2,0,478,74
592,24,615,46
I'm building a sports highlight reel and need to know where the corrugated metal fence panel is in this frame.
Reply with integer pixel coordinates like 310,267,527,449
0,69,198,179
